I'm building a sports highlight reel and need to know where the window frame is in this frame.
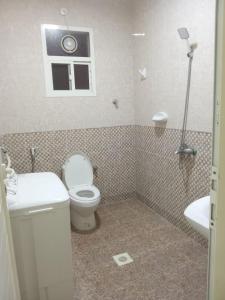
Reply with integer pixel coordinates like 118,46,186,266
41,24,96,97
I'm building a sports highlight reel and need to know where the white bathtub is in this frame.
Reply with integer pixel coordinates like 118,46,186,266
184,196,210,239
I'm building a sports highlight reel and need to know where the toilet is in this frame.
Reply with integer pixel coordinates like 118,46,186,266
62,152,101,231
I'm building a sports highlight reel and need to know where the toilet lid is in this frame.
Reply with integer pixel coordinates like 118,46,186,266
63,153,93,188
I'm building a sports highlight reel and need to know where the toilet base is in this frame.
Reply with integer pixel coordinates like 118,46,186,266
71,208,96,231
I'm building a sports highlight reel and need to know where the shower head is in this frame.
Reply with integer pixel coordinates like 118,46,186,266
178,28,189,40
178,27,197,56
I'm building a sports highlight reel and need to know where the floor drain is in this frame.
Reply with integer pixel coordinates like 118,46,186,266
113,253,134,266
119,256,127,262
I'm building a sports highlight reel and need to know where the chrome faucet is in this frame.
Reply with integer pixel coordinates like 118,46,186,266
175,144,197,156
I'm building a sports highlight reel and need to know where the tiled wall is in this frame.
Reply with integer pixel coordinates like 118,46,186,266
0,0,134,135
2,125,212,243
135,126,212,244
2,126,136,202
133,0,215,132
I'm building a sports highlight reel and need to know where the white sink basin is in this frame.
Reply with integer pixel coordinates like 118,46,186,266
184,196,210,239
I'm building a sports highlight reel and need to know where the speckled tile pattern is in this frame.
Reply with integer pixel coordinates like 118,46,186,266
135,126,212,245
2,126,136,201
71,198,208,300
2,125,212,243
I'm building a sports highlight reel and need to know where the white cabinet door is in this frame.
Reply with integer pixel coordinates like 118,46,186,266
32,207,74,299
11,206,74,300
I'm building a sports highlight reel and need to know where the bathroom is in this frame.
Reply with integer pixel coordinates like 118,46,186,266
0,0,223,299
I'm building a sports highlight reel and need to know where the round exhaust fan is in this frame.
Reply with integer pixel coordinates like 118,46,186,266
61,35,78,54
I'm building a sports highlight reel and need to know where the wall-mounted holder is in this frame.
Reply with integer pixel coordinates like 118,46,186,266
60,8,68,16
139,68,147,81
152,112,168,123
112,99,119,109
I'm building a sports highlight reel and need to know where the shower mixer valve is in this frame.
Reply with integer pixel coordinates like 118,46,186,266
175,144,197,156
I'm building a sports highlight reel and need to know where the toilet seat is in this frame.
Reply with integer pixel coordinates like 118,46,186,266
69,185,100,208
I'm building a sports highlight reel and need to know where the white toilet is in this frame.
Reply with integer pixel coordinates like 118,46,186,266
62,152,101,231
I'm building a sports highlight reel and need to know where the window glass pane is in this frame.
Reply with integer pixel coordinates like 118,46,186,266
52,64,70,90
46,29,90,57
74,64,90,90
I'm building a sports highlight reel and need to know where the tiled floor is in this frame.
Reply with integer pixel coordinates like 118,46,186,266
71,198,208,300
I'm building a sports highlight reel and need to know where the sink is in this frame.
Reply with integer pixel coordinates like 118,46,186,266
184,196,210,239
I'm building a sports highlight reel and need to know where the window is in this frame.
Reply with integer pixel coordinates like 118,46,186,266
41,24,96,97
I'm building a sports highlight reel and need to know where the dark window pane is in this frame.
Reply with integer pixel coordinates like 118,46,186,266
74,65,90,90
46,29,90,57
52,64,70,90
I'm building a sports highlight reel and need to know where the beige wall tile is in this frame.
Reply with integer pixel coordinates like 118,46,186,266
0,0,135,134
133,0,215,132
3,124,211,245
135,125,211,245
3,126,136,200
